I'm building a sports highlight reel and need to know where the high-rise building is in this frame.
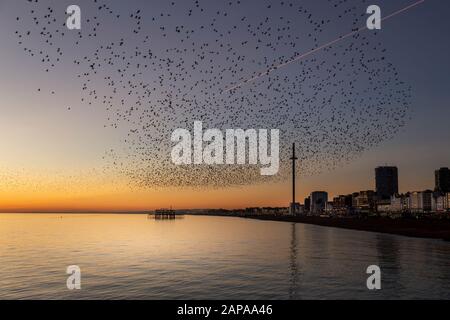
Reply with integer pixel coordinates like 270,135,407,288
304,197,310,212
375,166,399,200
310,191,328,215
435,167,450,193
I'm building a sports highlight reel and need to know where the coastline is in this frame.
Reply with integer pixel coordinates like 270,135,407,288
195,213,450,241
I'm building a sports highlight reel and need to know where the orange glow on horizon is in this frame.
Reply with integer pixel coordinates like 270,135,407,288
0,167,293,212
0,148,438,213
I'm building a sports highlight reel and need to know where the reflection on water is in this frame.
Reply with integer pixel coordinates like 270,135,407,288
289,223,299,299
0,214,449,300
376,235,401,298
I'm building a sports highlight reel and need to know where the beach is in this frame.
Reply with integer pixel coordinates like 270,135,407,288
240,215,450,241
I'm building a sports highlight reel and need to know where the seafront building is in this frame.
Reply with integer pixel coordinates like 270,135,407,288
408,191,433,213
375,166,399,200
389,194,407,212
332,195,353,215
262,160,450,217
310,191,328,215
288,166,450,217
435,167,450,193
353,190,377,213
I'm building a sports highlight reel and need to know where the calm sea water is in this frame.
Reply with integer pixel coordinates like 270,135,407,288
0,213,449,300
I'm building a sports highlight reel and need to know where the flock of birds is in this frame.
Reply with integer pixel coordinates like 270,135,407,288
14,0,412,189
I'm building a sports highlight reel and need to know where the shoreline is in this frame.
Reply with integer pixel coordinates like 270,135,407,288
196,213,450,241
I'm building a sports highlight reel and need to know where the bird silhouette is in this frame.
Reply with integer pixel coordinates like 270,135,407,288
13,0,412,189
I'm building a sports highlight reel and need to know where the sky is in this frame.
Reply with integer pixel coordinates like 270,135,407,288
0,0,449,212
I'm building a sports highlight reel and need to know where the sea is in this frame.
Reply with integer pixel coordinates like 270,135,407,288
0,213,449,299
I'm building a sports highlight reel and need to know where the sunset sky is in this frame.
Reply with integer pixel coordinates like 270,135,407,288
0,0,449,212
